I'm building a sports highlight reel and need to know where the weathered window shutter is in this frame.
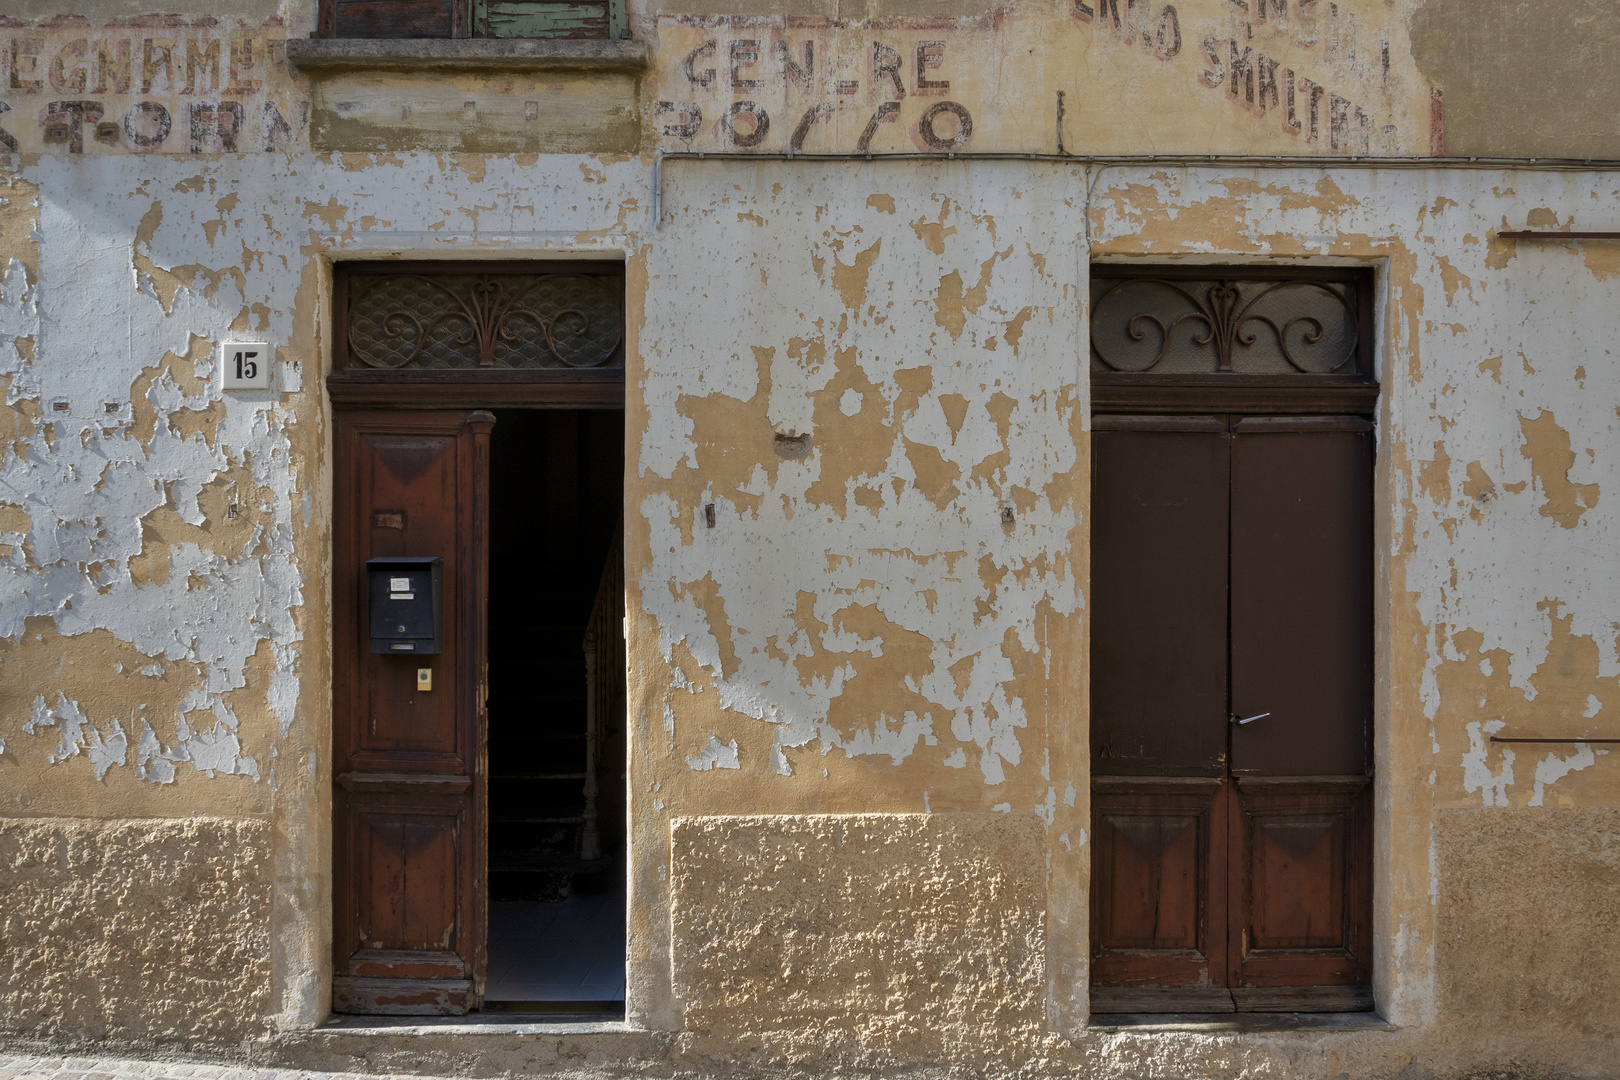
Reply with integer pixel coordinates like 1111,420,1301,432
322,0,625,38
325,0,460,38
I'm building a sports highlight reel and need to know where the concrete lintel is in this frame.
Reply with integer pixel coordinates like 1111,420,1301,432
285,38,650,74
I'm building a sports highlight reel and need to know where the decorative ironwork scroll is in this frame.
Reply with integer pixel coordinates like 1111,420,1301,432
1090,276,1361,376
345,271,623,370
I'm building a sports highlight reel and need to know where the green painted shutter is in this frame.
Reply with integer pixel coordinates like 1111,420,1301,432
473,0,624,38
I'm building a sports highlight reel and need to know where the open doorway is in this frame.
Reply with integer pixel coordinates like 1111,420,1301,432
483,407,626,1011
329,261,628,1017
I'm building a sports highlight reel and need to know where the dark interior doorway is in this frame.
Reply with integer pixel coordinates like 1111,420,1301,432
483,407,626,1010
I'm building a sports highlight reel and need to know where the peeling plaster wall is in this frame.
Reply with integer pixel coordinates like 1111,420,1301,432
629,160,1620,1071
631,159,1089,1036
0,0,1619,1073
4,146,1620,1074
0,150,650,1043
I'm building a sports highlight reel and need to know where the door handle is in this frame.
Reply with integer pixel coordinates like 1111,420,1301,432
1231,712,1272,726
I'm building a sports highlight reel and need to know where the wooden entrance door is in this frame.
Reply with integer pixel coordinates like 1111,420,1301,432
1089,414,1373,1014
332,409,493,1015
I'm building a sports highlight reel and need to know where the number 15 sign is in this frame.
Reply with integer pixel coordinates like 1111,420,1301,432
221,342,273,391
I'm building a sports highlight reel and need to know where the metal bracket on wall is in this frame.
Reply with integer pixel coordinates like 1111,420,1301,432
1498,231,1620,240
1489,736,1620,743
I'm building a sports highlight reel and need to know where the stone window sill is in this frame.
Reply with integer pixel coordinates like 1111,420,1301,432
284,38,649,74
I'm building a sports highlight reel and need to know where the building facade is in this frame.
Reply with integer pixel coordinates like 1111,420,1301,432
1,0,1618,1076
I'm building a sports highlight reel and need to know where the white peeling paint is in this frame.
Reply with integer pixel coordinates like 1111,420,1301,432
687,733,740,771
1528,744,1604,807
25,692,126,779
1461,720,1514,808
640,165,1081,790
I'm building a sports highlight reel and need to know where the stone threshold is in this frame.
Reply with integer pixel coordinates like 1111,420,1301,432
1090,1011,1395,1033
285,38,650,74
313,1011,630,1036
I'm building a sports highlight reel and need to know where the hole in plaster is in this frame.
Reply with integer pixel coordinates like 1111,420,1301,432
773,432,812,460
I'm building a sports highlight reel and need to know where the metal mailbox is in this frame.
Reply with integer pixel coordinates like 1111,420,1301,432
367,556,443,655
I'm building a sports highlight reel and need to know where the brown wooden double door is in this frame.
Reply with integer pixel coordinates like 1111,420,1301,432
1089,414,1374,1014
332,410,492,1014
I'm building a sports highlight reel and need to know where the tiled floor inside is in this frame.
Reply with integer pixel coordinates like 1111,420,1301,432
484,891,626,1004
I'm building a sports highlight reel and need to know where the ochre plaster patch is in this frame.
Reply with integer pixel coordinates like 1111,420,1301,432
1518,409,1599,529
1435,603,1617,809
0,176,40,290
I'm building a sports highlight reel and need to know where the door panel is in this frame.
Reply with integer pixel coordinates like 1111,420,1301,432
359,434,462,758
1091,412,1374,1012
1230,777,1371,990
1091,418,1230,777
333,410,493,1015
1229,418,1373,777
1090,777,1227,995
358,808,460,949
1249,815,1342,950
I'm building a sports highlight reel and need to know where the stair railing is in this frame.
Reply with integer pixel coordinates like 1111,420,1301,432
579,528,623,861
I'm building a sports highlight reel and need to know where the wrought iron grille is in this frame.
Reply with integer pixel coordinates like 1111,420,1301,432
343,270,623,371
1090,274,1364,377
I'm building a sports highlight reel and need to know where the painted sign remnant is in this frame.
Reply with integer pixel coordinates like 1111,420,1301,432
659,35,976,154
653,2,1422,156
1,30,303,153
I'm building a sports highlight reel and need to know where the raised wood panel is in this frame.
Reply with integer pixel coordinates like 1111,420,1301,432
361,431,461,759
1231,778,1372,989
356,806,461,953
1248,815,1344,950
1098,814,1201,950
1090,779,1226,988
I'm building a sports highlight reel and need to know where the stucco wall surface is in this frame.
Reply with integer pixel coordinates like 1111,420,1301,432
1433,808,1620,1059
1,140,1619,1078
0,150,651,1041
630,159,1089,1035
6,0,1620,160
630,160,1620,1073
670,814,1046,1062
0,817,273,1047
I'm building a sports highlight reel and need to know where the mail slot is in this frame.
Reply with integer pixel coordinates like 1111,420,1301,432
367,556,443,655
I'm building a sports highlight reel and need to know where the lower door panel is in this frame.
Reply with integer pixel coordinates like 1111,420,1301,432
1230,775,1372,996
1089,776,1227,1012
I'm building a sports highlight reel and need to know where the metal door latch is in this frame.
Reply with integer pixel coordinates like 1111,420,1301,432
1231,712,1272,726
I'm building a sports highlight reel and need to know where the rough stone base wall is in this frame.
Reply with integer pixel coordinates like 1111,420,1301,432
670,813,1047,1064
1434,807,1620,1069
0,817,274,1048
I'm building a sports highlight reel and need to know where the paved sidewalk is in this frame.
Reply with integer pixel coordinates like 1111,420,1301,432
0,1055,432,1080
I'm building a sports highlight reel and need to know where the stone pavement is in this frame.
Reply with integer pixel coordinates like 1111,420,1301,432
0,1054,432,1080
